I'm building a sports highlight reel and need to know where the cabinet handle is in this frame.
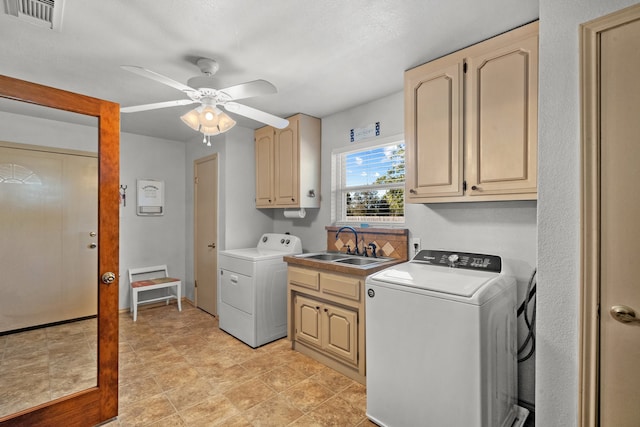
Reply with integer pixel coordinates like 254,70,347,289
316,306,320,310
409,188,417,194
291,198,295,202
324,308,328,312
471,185,478,191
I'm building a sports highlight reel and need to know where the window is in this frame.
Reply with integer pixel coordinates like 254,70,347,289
332,136,405,224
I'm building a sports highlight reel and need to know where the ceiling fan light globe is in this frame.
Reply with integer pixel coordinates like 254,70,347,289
217,112,236,133
199,106,220,127
180,109,201,130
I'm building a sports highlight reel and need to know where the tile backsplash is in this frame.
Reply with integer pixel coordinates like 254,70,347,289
325,226,409,260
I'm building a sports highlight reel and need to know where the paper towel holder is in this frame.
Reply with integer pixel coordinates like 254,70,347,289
284,208,306,219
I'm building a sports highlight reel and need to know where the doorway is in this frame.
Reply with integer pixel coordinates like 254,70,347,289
0,144,97,333
581,4,640,426
194,154,218,316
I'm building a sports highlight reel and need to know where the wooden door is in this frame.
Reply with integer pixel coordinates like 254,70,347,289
194,154,218,316
322,304,358,365
255,126,274,207
274,116,299,207
0,76,119,426
404,55,464,199
294,295,322,348
0,146,97,333
581,5,640,426
465,22,538,197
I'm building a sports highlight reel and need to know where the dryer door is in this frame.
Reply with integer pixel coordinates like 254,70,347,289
219,269,254,314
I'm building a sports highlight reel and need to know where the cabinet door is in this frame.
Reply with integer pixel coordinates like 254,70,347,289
322,304,358,365
255,126,275,207
294,295,322,348
405,55,464,200
274,116,299,207
465,24,538,196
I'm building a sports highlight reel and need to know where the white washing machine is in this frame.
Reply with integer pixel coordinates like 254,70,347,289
365,249,528,427
218,233,302,348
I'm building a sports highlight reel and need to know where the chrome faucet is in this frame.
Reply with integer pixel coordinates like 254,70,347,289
336,226,359,255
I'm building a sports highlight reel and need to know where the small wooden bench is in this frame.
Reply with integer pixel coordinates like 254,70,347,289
128,265,182,321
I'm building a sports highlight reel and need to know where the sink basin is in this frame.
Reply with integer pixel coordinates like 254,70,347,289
335,257,385,266
301,253,351,261
293,252,396,269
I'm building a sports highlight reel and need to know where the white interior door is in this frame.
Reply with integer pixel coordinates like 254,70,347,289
194,154,218,315
599,12,640,426
0,145,97,332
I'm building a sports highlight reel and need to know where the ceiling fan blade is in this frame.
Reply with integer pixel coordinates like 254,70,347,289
121,65,195,93
223,102,289,128
218,80,277,101
120,99,198,113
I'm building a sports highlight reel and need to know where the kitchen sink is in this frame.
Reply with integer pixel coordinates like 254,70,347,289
334,257,385,266
294,252,395,268
302,253,351,261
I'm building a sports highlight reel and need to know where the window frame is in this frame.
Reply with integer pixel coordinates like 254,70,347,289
331,134,405,226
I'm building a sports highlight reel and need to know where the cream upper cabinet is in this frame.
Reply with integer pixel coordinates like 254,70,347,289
274,121,299,207
255,126,275,207
406,21,538,203
254,113,321,208
405,54,464,198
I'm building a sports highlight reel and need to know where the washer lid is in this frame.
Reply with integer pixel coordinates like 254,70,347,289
369,262,502,298
219,248,288,261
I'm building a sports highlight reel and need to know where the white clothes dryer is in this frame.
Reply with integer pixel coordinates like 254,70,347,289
218,233,302,348
365,249,528,427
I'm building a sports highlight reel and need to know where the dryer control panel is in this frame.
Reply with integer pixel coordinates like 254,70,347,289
412,250,502,273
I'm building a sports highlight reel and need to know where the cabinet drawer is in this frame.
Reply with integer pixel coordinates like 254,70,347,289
289,267,319,290
321,273,360,301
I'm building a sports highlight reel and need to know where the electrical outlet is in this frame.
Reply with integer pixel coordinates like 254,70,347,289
410,237,421,258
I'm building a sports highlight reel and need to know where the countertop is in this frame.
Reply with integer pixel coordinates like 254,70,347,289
283,254,406,277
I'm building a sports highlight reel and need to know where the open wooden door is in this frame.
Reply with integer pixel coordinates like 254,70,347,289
0,75,119,425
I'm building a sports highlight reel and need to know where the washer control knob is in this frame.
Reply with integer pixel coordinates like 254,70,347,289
448,254,459,267
262,236,268,243
286,239,290,244
281,239,285,244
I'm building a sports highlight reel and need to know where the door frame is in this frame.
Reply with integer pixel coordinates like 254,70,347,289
579,4,640,426
0,75,119,425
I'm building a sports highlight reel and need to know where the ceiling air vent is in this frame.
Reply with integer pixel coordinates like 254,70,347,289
3,0,64,30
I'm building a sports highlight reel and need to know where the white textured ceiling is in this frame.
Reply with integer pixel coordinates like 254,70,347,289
0,0,538,141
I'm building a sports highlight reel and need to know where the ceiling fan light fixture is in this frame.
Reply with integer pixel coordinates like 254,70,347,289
122,60,288,142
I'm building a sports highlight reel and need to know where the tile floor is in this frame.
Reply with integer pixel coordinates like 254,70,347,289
1,303,536,426
107,303,375,427
0,318,97,417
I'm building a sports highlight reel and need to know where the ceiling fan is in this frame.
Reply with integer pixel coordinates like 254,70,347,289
120,58,289,142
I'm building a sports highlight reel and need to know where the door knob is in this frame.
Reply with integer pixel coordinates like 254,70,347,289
207,243,216,248
101,272,116,284
610,305,640,324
